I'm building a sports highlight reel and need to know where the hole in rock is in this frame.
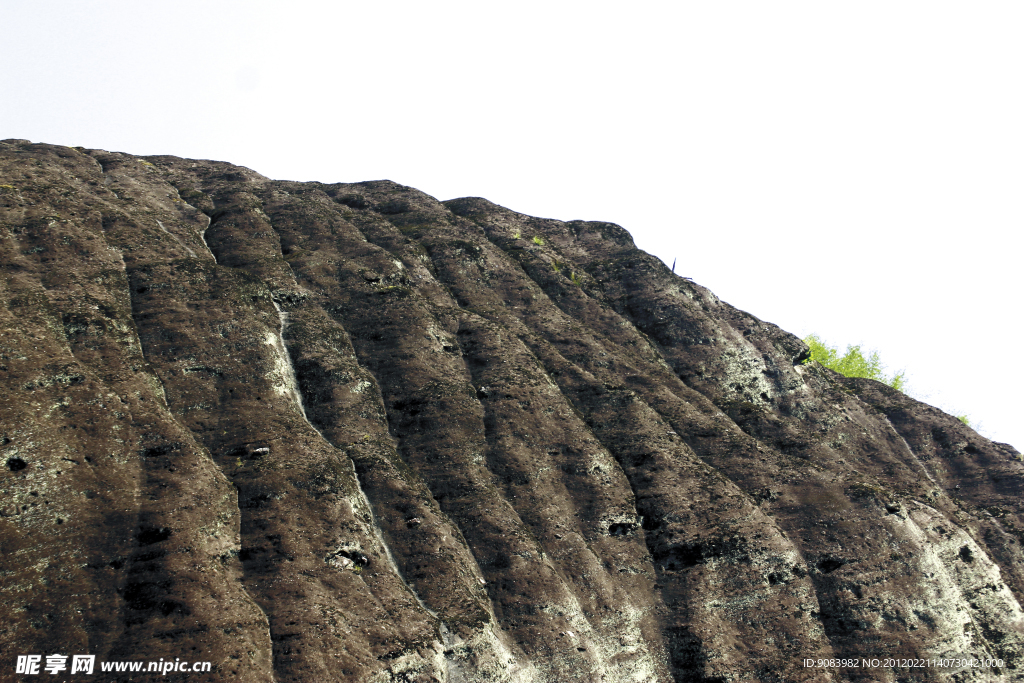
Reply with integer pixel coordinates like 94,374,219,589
817,558,845,573
136,525,172,546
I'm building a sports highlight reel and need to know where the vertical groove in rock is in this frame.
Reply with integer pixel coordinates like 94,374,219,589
269,299,310,422
269,243,442,626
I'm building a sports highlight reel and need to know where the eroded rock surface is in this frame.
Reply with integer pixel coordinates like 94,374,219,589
1,139,1021,682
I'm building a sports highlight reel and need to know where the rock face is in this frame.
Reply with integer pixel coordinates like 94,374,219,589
1,139,1022,682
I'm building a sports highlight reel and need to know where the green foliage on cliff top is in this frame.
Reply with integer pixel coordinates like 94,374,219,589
803,334,907,392
804,336,980,430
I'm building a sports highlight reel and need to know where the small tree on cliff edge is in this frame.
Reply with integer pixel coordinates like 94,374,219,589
803,334,907,393
804,336,977,426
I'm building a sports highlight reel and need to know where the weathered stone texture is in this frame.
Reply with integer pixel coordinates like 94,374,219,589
1,139,1021,682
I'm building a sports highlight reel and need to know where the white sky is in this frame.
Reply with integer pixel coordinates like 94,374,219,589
2,1,1021,450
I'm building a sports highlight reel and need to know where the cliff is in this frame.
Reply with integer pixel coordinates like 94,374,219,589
1,139,1022,682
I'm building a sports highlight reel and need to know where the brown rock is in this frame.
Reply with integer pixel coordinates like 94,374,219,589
1,139,1021,681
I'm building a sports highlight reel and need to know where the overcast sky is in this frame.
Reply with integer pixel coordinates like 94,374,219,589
2,1,1021,450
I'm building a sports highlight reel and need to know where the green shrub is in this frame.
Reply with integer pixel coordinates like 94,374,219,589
803,334,906,392
805,335,983,430
532,235,545,246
